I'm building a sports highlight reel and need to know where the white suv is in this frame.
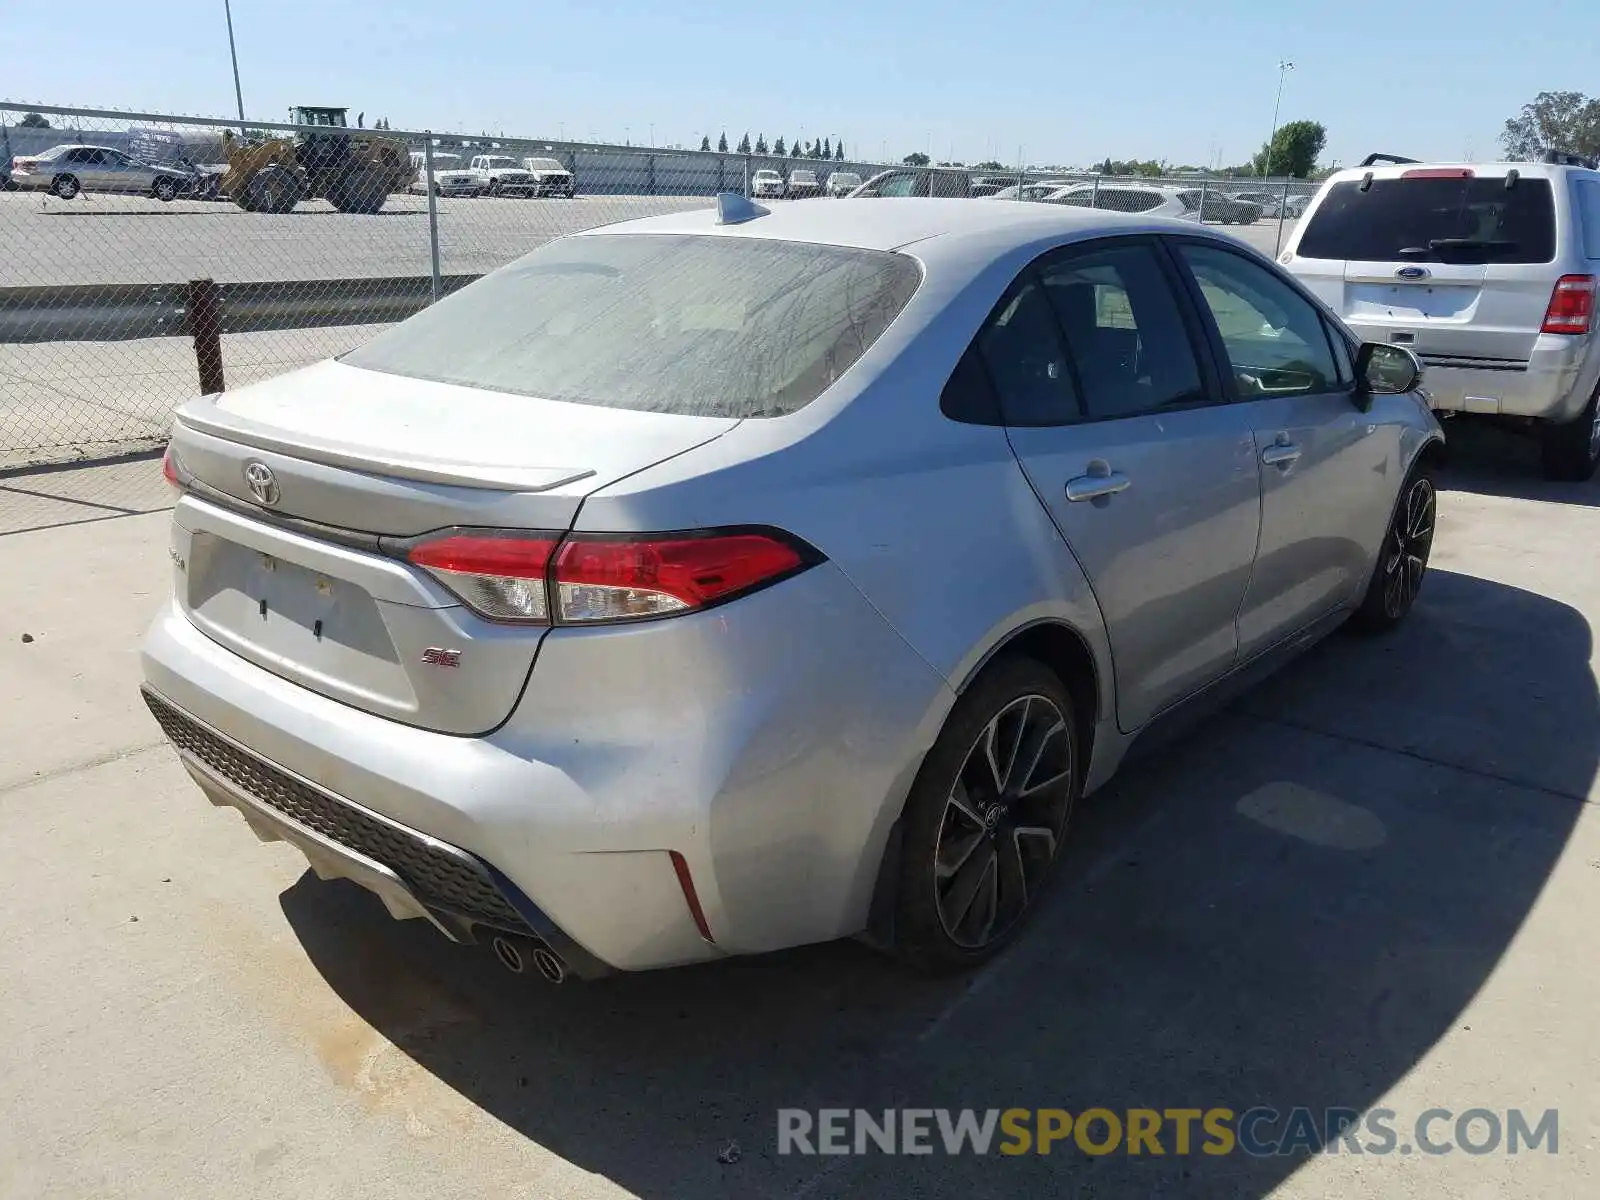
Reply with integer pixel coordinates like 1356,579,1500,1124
1282,152,1600,479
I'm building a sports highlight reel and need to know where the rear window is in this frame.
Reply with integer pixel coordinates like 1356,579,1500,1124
344,234,922,418
1297,176,1556,263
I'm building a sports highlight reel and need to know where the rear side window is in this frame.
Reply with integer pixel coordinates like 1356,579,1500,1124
345,234,921,417
975,279,1080,425
1037,243,1205,419
1579,180,1600,259
1297,177,1556,263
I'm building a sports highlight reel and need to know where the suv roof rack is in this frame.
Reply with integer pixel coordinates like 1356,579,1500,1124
1541,150,1599,169
1359,153,1420,167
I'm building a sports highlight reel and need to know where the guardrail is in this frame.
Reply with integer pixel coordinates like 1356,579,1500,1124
0,274,479,392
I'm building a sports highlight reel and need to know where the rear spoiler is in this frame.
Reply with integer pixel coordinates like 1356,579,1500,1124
1359,153,1420,167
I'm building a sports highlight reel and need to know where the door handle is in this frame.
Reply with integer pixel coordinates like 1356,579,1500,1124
1260,441,1302,468
1065,469,1132,502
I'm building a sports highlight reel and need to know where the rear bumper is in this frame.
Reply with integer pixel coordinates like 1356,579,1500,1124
1349,334,1592,422
140,558,950,972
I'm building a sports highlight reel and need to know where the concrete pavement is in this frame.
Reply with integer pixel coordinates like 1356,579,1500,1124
0,431,1596,1198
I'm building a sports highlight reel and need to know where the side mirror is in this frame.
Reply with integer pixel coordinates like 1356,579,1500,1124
1354,341,1423,403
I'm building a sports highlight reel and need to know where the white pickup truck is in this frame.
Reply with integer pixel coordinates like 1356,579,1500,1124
468,154,539,197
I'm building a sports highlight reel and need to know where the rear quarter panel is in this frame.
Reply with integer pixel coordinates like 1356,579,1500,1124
574,231,1117,720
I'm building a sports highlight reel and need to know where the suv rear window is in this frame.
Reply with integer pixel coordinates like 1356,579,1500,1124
1297,176,1556,263
344,234,922,418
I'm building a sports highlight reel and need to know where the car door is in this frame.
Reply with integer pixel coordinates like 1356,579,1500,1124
76,149,116,190
101,149,148,194
980,237,1262,732
1169,238,1396,658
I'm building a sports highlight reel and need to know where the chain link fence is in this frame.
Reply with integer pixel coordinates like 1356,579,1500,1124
1,100,1320,492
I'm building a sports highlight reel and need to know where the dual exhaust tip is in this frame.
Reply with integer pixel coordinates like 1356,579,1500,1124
490,933,567,984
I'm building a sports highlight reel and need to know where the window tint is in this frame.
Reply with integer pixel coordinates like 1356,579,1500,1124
940,345,1001,424
1297,177,1556,264
1178,243,1339,399
1039,243,1205,419
976,277,1080,425
1579,180,1600,260
345,234,921,418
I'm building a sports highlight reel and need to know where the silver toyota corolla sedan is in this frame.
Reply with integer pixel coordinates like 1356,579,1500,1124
142,196,1443,981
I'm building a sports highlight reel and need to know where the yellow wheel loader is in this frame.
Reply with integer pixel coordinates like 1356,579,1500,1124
219,107,416,214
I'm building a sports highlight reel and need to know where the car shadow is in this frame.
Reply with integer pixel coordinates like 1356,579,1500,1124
1440,417,1600,508
280,567,1594,1197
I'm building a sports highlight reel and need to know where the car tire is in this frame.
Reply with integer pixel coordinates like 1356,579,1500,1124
51,174,80,200
1349,461,1437,633
1538,383,1600,482
151,177,179,203
487,179,500,197
889,655,1079,974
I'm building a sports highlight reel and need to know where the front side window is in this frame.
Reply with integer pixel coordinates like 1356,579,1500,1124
1177,242,1340,399
344,234,921,418
1038,243,1204,419
865,172,919,198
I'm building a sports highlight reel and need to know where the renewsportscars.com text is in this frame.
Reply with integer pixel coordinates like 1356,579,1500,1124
777,1107,1558,1157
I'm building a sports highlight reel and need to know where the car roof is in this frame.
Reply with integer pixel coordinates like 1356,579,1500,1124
1322,160,1598,184
576,196,1231,256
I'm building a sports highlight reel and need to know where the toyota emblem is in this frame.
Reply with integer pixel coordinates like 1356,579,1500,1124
243,460,280,506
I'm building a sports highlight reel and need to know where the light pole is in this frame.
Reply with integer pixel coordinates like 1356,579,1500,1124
1262,59,1294,177
223,0,246,121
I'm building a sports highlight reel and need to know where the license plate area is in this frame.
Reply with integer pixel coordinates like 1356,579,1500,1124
1346,283,1479,322
185,531,412,707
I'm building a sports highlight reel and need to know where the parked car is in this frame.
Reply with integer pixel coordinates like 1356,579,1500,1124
750,168,785,199
1042,183,1184,215
825,171,863,197
520,156,576,198
408,152,480,197
787,169,822,199
848,167,973,198
10,144,197,202
1231,189,1311,220
144,196,1441,980
1040,183,1260,224
1178,189,1264,225
1282,151,1600,479
987,180,1076,202
968,175,1019,198
468,154,539,196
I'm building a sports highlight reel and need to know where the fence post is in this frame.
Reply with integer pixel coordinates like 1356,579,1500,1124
422,136,442,304
647,153,656,196
743,154,751,197
1275,180,1291,255
1090,176,1101,209
1197,179,1209,224
188,278,226,395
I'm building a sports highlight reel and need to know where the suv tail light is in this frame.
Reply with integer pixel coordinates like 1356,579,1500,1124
1541,275,1596,335
403,528,819,625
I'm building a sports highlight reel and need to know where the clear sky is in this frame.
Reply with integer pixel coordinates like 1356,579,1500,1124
6,0,1596,168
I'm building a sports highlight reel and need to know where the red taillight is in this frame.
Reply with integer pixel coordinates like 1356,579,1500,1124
403,527,816,625
1400,167,1475,179
407,532,559,622
1541,274,1596,335
160,445,187,490
553,532,806,622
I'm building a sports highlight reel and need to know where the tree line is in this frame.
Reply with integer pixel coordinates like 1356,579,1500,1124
699,132,848,160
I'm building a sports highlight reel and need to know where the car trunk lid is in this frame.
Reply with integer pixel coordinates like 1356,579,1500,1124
167,359,737,734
